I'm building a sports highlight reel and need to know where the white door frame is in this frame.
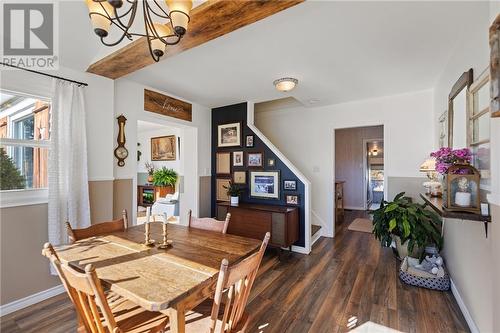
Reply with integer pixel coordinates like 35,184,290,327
362,137,384,210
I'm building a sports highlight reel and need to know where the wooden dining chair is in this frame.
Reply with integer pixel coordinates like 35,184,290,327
42,243,169,333
66,209,128,243
177,232,271,333
187,209,231,234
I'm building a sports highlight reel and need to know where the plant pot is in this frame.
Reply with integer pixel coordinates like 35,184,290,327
394,236,422,259
230,196,239,206
155,185,175,198
147,175,154,183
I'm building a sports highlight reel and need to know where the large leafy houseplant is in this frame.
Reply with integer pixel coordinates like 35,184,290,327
371,192,443,260
152,167,178,187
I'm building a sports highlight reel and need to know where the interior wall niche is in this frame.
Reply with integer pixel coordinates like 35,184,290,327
211,102,306,247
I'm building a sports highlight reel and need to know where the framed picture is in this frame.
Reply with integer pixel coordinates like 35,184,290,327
250,171,280,199
216,179,230,201
233,151,244,167
216,152,231,175
286,194,299,206
247,152,263,167
151,135,176,161
245,135,254,148
218,122,241,147
233,171,246,184
283,180,297,191
267,158,275,167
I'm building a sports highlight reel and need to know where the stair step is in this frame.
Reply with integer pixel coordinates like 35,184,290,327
312,224,322,236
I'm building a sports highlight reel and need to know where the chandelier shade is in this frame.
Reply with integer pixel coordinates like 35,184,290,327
85,0,193,62
165,0,193,35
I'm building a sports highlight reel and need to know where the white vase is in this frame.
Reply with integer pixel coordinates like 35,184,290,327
455,192,471,207
230,196,239,206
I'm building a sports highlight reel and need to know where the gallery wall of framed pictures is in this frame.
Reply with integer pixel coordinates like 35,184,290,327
211,103,303,205
211,102,306,246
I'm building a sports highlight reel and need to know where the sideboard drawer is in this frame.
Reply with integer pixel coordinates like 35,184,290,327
227,208,271,241
217,202,299,249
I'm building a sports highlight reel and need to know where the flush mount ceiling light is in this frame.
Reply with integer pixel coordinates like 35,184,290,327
273,77,298,92
85,0,193,62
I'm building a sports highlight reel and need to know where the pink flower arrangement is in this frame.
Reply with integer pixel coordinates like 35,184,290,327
430,147,472,175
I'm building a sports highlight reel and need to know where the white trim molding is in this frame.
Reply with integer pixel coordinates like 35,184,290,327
0,188,48,208
247,102,312,254
0,285,65,317
88,177,115,182
450,279,479,333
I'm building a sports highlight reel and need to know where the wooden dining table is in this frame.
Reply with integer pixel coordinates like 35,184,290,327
53,222,261,333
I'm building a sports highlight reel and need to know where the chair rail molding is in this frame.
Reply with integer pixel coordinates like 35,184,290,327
247,102,312,254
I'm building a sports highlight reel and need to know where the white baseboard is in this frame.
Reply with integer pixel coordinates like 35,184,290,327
450,279,479,333
0,284,65,317
311,230,322,246
291,245,310,254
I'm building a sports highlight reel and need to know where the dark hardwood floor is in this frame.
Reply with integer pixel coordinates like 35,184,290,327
0,210,469,333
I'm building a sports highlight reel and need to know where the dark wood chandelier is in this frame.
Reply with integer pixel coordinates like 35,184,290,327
85,0,192,62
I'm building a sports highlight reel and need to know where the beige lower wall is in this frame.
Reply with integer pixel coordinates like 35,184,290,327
494,204,500,333
89,180,114,224
199,176,211,218
0,204,60,305
0,180,116,306
113,179,133,224
442,203,499,332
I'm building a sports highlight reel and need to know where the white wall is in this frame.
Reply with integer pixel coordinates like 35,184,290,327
137,126,181,174
255,89,434,237
432,2,499,332
113,79,211,225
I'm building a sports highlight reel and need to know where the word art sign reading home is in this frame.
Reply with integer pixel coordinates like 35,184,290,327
144,89,192,122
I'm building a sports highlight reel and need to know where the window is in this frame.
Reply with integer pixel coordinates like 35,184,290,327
467,69,490,190
0,90,51,195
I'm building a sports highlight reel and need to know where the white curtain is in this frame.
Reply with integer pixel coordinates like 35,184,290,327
48,79,91,247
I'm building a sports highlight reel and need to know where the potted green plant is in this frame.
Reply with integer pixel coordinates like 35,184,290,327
152,167,178,198
224,181,242,206
371,192,443,260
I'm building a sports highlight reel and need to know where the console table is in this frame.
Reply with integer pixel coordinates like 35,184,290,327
216,202,299,249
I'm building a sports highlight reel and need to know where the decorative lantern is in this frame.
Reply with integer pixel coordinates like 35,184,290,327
444,164,480,213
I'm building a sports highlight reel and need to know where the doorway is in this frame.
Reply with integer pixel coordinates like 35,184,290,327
364,139,384,211
136,120,183,224
334,125,384,220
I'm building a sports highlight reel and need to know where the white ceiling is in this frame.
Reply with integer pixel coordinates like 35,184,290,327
61,1,482,108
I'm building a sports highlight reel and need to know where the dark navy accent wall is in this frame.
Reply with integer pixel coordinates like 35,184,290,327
211,102,305,247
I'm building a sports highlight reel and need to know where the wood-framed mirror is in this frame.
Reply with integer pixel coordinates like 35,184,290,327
448,69,473,148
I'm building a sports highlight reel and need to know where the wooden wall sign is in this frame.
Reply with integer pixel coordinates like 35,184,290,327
490,13,500,117
144,89,192,122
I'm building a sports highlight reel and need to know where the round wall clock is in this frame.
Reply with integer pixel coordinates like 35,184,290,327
114,115,128,167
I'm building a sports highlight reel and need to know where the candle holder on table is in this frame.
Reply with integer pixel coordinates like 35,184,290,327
157,213,173,249
143,207,155,247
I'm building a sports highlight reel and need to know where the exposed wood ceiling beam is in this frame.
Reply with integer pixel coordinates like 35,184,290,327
87,0,305,80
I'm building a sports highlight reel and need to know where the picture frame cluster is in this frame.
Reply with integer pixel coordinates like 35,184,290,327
215,121,299,205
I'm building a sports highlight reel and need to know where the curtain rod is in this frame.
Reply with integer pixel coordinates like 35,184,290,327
0,63,88,87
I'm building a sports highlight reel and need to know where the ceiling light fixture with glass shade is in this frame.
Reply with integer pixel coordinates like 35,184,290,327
85,0,193,62
273,77,298,92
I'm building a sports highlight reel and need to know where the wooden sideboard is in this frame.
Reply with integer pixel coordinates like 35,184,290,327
137,185,155,207
216,202,299,249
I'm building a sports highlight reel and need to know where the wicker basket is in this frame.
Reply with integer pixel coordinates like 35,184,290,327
399,257,450,291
